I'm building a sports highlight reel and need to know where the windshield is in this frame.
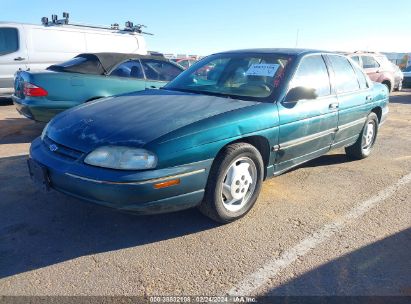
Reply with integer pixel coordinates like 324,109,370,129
404,66,411,72
164,53,291,101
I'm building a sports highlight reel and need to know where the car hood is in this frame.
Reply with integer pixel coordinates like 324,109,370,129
47,90,258,153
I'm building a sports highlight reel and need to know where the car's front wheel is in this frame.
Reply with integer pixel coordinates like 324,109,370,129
345,112,379,160
199,143,264,223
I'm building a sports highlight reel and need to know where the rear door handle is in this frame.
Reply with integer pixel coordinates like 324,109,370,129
366,95,373,101
329,102,339,110
14,57,25,61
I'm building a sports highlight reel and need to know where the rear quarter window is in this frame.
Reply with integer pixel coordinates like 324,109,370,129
47,55,104,75
352,63,369,90
361,56,380,69
0,27,19,55
141,59,182,81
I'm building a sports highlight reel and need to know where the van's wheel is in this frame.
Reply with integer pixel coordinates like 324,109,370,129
199,143,264,223
345,112,379,160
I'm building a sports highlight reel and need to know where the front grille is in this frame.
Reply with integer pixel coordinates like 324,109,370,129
43,136,84,161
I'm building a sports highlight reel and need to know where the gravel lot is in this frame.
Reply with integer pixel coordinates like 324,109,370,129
0,91,410,297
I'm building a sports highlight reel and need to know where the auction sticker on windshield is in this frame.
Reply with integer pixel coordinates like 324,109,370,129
245,64,280,77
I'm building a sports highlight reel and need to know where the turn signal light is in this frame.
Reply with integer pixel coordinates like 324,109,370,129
23,82,48,97
154,179,180,189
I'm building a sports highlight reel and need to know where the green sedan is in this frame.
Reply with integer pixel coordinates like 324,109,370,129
12,53,184,122
28,49,389,223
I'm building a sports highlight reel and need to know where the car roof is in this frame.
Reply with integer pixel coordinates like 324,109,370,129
346,51,385,57
47,53,181,75
216,48,329,57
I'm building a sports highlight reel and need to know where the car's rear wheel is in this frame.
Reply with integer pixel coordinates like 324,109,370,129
382,81,392,93
199,143,264,223
345,112,379,160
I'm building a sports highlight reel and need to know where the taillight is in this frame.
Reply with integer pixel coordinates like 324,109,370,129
23,82,48,97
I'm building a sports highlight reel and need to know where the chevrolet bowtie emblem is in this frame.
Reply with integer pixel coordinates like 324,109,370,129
49,144,58,152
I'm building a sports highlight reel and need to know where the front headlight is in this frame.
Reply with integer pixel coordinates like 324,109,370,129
84,146,157,170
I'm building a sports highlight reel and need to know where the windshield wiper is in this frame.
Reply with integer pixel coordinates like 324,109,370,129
162,87,251,101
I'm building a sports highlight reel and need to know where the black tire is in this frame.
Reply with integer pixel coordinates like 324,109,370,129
382,81,392,93
345,112,379,160
199,143,264,223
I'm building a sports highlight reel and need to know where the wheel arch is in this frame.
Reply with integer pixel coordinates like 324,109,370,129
371,106,382,123
215,135,271,180
85,96,105,102
381,79,392,92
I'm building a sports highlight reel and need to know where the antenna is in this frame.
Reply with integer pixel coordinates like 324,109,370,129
295,29,300,48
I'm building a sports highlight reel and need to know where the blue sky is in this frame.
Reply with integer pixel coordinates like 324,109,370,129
2,0,410,55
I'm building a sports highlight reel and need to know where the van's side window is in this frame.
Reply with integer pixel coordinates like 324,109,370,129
291,55,331,98
110,60,144,79
328,55,360,93
0,28,19,55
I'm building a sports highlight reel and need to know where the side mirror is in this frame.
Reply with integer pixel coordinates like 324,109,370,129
284,86,317,103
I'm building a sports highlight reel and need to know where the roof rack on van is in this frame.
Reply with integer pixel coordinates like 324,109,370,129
41,12,153,35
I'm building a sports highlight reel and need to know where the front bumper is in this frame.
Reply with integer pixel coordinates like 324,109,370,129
12,95,74,122
30,137,212,214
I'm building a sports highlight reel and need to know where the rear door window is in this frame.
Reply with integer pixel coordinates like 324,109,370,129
328,55,360,93
291,55,331,97
0,28,19,55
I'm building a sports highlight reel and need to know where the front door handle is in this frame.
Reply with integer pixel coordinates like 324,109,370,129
14,57,25,61
366,95,373,101
329,102,339,110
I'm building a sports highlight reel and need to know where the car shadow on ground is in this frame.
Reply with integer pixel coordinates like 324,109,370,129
267,228,411,296
0,118,45,144
0,150,364,279
0,155,219,279
0,98,12,106
389,91,411,105
302,153,355,168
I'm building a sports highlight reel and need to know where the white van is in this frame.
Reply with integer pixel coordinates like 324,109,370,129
0,21,148,96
